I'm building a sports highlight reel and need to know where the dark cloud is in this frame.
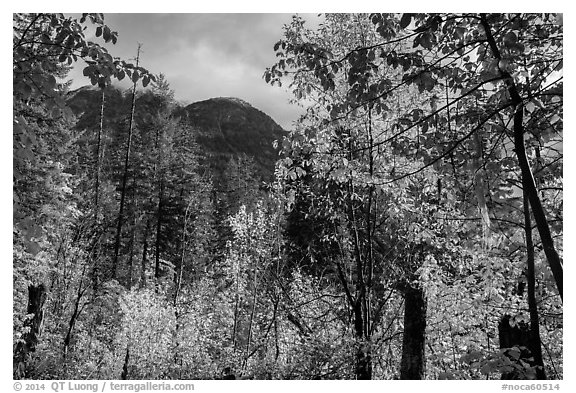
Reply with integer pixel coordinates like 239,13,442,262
67,13,319,129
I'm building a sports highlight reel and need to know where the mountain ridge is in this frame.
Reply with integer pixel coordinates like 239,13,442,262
67,86,286,180
175,96,286,179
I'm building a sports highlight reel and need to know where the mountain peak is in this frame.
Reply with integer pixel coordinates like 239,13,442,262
180,97,284,134
66,88,285,181
176,96,286,180
209,96,253,108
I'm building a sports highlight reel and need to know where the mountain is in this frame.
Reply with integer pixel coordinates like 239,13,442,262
175,97,286,179
67,87,286,181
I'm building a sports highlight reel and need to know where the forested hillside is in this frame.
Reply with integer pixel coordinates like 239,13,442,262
13,13,562,381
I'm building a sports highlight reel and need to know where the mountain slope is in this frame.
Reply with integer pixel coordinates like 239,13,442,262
175,97,285,179
67,87,285,180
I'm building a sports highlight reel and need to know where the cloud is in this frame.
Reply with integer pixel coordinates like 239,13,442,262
67,13,321,129
165,39,302,128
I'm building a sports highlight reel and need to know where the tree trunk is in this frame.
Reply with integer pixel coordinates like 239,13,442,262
523,188,546,379
400,284,427,379
121,346,130,380
514,109,562,301
63,267,86,357
126,179,138,289
113,44,141,280
354,301,372,379
243,268,258,372
174,200,191,306
126,223,136,289
140,218,151,288
480,14,562,301
13,284,47,379
94,87,105,218
346,165,372,380
232,272,240,350
154,177,165,282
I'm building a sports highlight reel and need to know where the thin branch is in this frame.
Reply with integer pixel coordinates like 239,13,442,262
377,101,514,184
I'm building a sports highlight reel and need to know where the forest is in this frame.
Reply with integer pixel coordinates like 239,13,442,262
13,13,562,380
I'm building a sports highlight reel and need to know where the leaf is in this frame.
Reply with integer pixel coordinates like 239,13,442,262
533,98,545,109
103,26,111,42
41,59,54,72
96,26,102,37
503,31,518,46
422,121,429,133
454,27,466,40
415,24,429,33
46,75,57,90
400,14,412,29
479,363,493,375
25,240,41,256
20,83,33,99
420,33,432,50
507,347,521,360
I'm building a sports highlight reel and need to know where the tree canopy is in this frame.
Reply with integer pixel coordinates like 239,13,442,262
13,13,562,381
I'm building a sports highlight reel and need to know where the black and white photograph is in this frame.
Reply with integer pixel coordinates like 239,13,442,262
11,5,564,386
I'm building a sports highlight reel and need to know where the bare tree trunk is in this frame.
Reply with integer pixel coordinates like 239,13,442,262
121,346,130,380
140,218,151,288
174,200,192,306
113,44,142,280
154,177,165,282
127,224,136,290
63,266,87,357
94,87,105,217
126,179,138,289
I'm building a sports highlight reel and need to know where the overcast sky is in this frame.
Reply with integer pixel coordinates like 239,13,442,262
66,13,323,130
